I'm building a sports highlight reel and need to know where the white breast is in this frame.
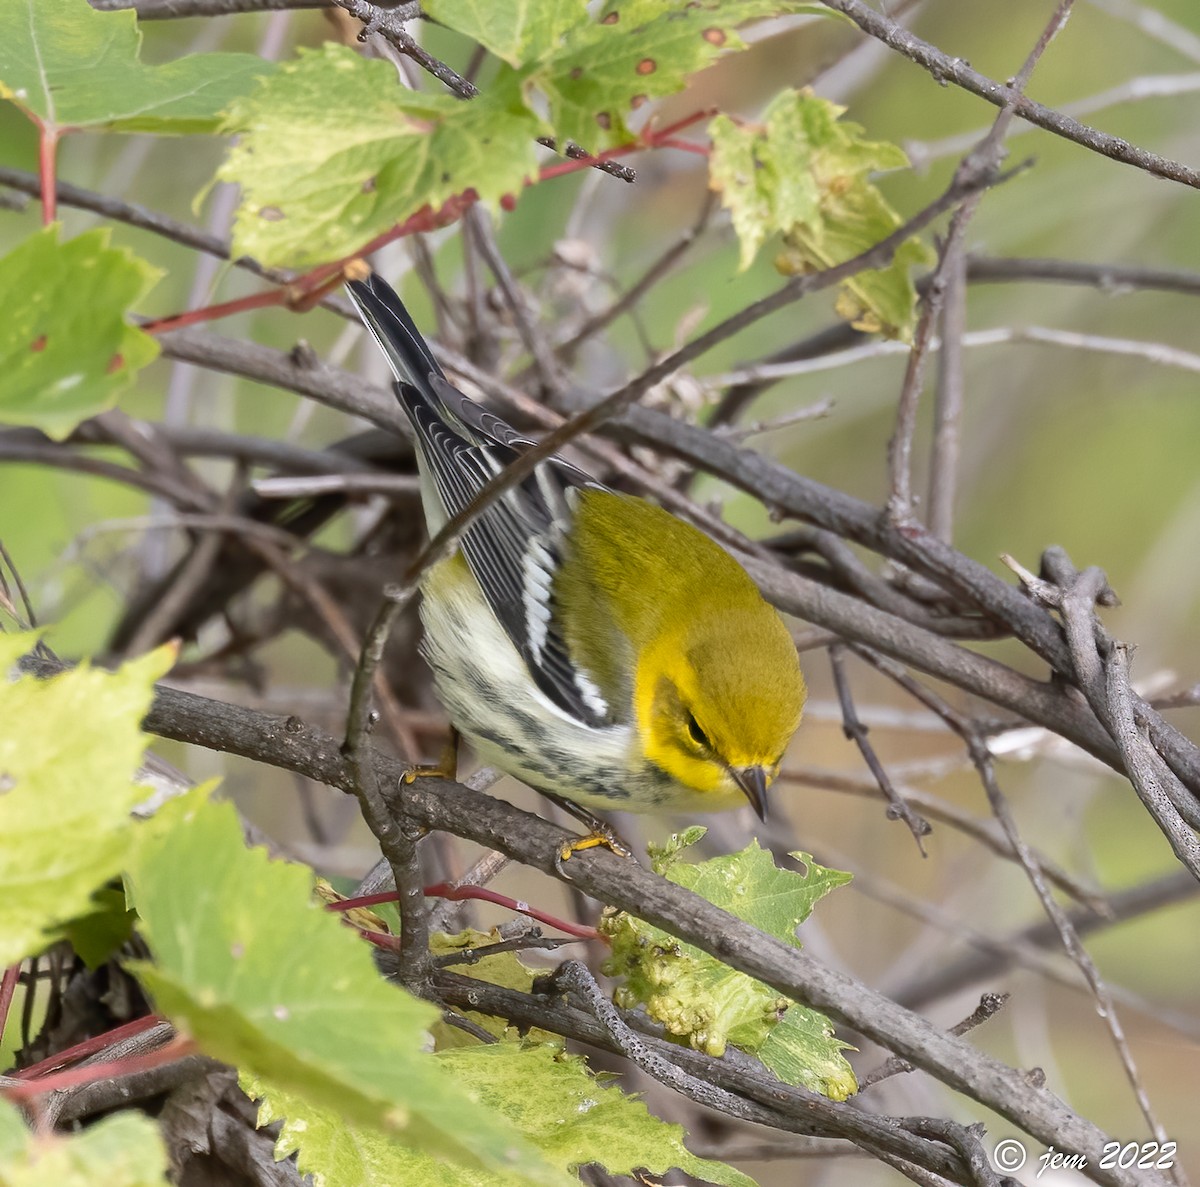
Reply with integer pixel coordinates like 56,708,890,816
419,559,657,811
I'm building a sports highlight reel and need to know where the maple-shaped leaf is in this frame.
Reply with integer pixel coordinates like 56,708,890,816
248,1042,757,1187
0,635,175,968
0,227,160,438
516,0,826,153
710,88,933,338
601,829,857,1100
126,793,561,1183
0,0,269,135
216,44,541,267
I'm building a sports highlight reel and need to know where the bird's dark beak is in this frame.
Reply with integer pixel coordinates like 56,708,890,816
732,766,769,821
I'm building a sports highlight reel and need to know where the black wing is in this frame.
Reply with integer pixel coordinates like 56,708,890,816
346,272,611,727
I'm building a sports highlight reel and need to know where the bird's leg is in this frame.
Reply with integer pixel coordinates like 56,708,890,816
401,725,460,783
543,793,633,875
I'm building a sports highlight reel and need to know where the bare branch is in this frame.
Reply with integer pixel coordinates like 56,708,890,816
828,645,931,850
927,237,966,542
107,668,1167,1187
91,0,331,16
821,0,1200,187
855,642,1184,1177
332,2,477,99
342,584,430,990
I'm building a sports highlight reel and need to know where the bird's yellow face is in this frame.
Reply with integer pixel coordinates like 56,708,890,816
633,611,806,818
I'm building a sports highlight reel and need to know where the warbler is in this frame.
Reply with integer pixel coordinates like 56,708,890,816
346,271,805,824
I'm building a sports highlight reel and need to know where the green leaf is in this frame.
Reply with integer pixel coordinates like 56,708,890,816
423,0,579,67
709,89,933,338
248,1042,756,1187
601,832,856,1099
530,1,821,152
62,885,137,970
758,1002,859,1100
0,0,269,134
127,795,560,1183
0,227,161,438
0,635,175,968
216,44,540,267
0,1099,168,1187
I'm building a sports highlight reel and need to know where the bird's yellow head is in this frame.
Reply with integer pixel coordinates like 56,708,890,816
634,608,806,818
556,488,805,816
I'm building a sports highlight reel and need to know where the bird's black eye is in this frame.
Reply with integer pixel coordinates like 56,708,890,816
685,711,711,750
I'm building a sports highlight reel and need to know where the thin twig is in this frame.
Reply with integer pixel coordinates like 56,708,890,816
708,323,1200,386
784,765,1105,908
0,539,37,628
859,994,1009,1090
0,165,294,287
92,0,331,14
714,396,835,440
469,207,564,394
905,70,1200,171
1084,0,1200,66
856,640,1185,1187
966,254,1200,297
821,846,1200,1037
433,929,582,968
332,1,478,99
341,583,430,991
0,965,21,1051
536,136,637,184
401,160,1012,595
821,0,1200,187
553,196,715,364
893,867,1200,1016
828,645,931,850
887,0,1074,522
119,478,243,658
927,238,966,543
251,473,421,499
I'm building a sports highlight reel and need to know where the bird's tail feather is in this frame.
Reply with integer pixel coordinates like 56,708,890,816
345,272,445,399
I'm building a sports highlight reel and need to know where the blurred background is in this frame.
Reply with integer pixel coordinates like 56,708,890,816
2,1,1198,1182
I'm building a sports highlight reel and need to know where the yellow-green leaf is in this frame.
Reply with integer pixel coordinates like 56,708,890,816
532,1,824,153
601,832,856,1099
0,635,175,968
248,1043,756,1187
216,44,540,267
127,794,560,1183
423,0,579,67
710,89,932,338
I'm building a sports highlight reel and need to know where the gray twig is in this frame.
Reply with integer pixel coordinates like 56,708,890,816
108,668,1168,1187
887,0,1074,523
829,644,931,850
332,2,477,99
858,993,1009,1090
92,0,329,14
854,641,1184,1187
821,0,1200,187
927,237,966,542
341,583,430,991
